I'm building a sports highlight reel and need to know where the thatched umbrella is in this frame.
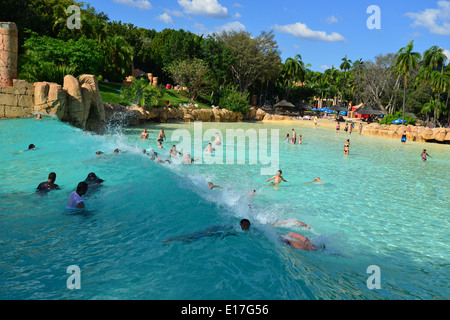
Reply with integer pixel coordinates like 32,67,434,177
274,100,295,108
329,103,349,112
295,101,313,110
355,105,386,115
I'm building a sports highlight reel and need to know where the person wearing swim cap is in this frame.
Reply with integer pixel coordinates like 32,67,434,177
36,172,60,192
66,182,88,209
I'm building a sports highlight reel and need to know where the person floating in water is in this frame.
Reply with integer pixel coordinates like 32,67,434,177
305,177,324,184
204,143,215,154
208,182,222,190
114,148,121,153
265,170,287,185
164,219,251,244
247,190,256,197
66,182,88,209
36,172,60,192
421,149,432,162
140,129,149,139
96,151,104,155
84,172,104,189
401,131,407,144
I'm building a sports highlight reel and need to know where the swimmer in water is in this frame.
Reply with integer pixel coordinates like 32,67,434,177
247,190,256,197
164,219,250,244
36,172,60,192
140,129,149,139
421,149,432,162
36,113,42,120
208,182,222,190
306,177,324,184
158,141,163,149
280,233,316,251
169,145,183,158
204,143,215,154
265,170,287,185
213,132,222,145
96,151,104,155
183,153,199,164
157,129,166,142
84,172,104,188
66,182,88,209
114,148,121,153
28,144,36,150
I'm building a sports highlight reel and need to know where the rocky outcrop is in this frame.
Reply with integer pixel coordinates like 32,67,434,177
363,123,450,143
34,82,67,119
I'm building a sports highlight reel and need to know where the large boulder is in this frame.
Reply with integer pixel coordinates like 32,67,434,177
192,108,214,122
255,108,266,121
63,75,86,128
34,81,67,119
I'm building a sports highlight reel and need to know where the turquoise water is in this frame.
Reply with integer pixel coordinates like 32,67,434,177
0,117,449,300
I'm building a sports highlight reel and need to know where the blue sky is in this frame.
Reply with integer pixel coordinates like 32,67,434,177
89,0,450,71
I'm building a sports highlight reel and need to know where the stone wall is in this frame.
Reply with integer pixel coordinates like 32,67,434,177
363,123,450,143
0,79,34,118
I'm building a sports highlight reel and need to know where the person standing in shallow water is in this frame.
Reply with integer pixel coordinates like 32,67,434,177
421,149,432,162
401,131,407,144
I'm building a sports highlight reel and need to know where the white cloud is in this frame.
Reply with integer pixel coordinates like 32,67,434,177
156,13,174,24
273,22,346,42
406,1,450,36
326,16,339,24
164,9,185,18
234,12,242,19
113,0,152,10
444,49,450,60
320,65,330,70
213,21,246,33
178,0,229,18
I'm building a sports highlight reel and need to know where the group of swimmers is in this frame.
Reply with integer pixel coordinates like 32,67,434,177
36,172,104,209
284,128,302,145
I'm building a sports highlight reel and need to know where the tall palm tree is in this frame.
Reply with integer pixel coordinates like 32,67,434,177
101,35,134,82
423,45,448,126
281,54,310,100
395,40,421,123
339,54,352,104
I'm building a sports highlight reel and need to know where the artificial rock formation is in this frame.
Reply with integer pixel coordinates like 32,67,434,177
363,123,450,143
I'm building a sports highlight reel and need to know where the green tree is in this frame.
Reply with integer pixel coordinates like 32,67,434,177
218,30,282,93
395,40,421,123
101,35,133,82
165,58,211,101
423,45,448,126
121,77,163,108
219,86,250,114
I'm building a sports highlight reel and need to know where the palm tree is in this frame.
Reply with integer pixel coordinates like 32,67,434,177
395,40,421,123
423,45,448,126
339,54,352,103
281,54,310,100
101,35,134,82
